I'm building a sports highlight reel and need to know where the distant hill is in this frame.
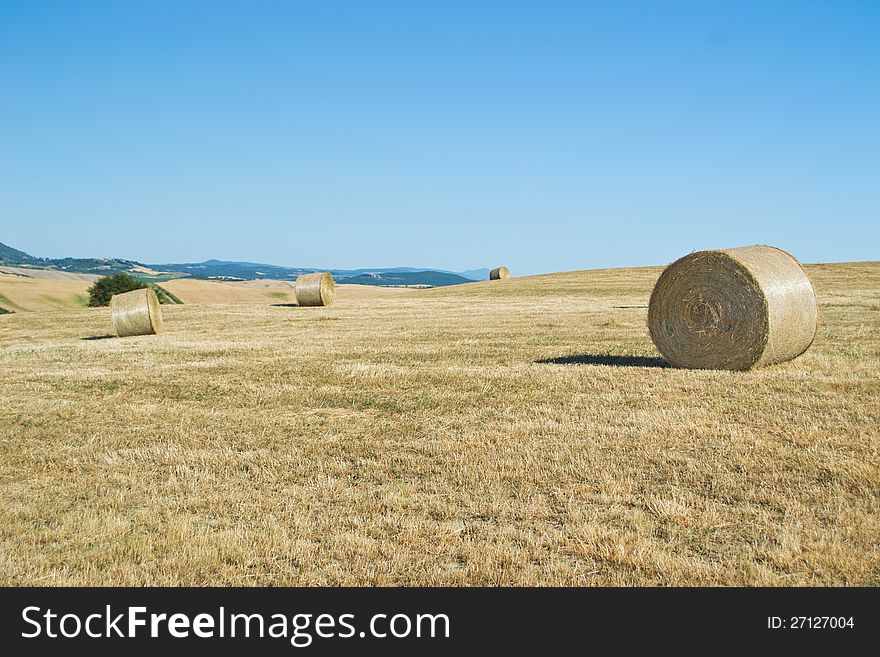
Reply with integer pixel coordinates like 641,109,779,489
337,271,471,287
0,242,40,265
0,241,482,287
148,259,301,281
457,268,491,281
148,260,482,285
0,241,148,277
344,266,488,281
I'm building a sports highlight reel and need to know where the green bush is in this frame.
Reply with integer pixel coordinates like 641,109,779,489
87,273,147,307
87,272,183,307
0,306,12,315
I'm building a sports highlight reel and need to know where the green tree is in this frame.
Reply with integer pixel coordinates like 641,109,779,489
87,272,148,307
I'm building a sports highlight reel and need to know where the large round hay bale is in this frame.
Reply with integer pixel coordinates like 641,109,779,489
295,272,335,306
647,245,817,370
489,266,510,280
111,287,163,337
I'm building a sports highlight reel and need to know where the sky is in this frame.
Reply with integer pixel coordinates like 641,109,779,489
1,1,878,275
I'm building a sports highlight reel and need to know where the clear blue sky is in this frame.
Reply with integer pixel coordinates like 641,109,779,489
1,1,877,275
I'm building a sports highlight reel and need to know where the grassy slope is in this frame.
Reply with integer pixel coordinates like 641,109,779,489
0,275,411,311
0,262,877,585
0,265,101,281
0,275,91,312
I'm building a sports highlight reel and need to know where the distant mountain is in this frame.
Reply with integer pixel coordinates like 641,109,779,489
148,260,475,287
0,242,39,265
337,271,471,287
148,260,303,280
346,266,490,281
147,260,486,284
0,241,144,276
457,268,491,281
0,241,481,287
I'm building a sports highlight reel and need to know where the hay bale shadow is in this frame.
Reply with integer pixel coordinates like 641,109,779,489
271,303,299,308
537,354,669,368
82,335,115,341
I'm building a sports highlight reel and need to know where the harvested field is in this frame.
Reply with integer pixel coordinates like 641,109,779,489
0,262,878,585
0,266,101,281
0,274,408,311
0,274,92,312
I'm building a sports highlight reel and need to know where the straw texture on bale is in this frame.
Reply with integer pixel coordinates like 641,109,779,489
647,245,817,370
489,266,510,280
111,287,163,337
295,272,336,306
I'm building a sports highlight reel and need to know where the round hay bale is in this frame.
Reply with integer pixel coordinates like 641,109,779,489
489,266,510,280
647,245,817,370
111,287,163,337
295,272,336,306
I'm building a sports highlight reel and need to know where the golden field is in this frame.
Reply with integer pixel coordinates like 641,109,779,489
0,273,409,312
0,262,878,585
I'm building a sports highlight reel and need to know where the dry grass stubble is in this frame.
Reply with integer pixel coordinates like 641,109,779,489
0,262,878,585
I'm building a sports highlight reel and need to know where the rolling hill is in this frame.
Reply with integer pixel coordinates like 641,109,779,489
0,242,38,265
339,271,472,287
1,241,145,277
146,260,475,285
0,242,482,287
0,273,412,312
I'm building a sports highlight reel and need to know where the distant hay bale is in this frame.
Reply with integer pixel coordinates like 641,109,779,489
295,272,336,306
111,287,163,337
489,266,510,280
648,245,817,370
